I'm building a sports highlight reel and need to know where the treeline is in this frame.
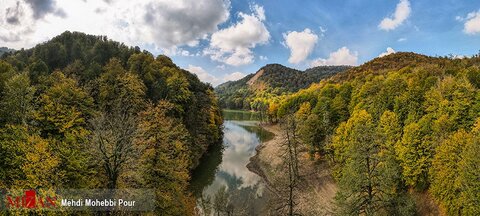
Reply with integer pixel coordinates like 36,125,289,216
215,64,349,111
0,31,223,215
267,52,480,215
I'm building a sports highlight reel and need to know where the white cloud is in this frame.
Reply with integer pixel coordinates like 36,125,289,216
0,0,230,51
187,65,220,86
204,4,270,66
223,72,246,82
378,47,396,57
0,1,36,47
319,26,327,34
397,37,407,42
142,0,230,48
462,10,480,35
259,55,268,61
379,0,411,31
186,65,246,86
311,47,358,66
283,28,319,64
453,55,466,59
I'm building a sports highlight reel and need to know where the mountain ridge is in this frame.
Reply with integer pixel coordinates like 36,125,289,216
215,63,350,110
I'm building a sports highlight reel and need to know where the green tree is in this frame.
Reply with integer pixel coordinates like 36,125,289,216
459,120,480,215
0,125,28,188
333,110,411,215
28,58,49,83
137,101,194,215
425,76,477,132
1,127,60,189
431,130,471,215
334,110,382,215
19,135,60,188
0,73,35,125
0,60,16,94
431,120,480,215
396,118,433,190
97,58,146,113
165,69,192,106
377,111,413,214
34,71,93,139
296,102,325,157
33,71,94,187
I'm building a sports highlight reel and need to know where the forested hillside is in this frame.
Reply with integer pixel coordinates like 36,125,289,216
215,64,349,110
267,52,480,215
0,31,223,215
0,47,14,57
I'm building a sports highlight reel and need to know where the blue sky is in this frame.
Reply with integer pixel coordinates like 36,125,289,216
1,0,480,86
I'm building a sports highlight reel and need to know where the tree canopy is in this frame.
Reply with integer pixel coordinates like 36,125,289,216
0,31,223,215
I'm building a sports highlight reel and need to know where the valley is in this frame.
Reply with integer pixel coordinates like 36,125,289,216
1,0,480,213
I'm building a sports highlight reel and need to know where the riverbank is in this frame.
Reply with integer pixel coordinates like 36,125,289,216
247,123,338,216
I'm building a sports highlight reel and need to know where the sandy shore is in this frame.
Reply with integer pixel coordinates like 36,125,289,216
247,123,338,216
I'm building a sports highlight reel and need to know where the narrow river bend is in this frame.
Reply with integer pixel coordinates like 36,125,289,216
190,110,274,215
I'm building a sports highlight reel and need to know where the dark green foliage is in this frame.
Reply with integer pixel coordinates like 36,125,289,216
4,31,140,79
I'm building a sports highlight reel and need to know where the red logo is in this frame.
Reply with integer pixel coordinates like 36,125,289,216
5,190,57,209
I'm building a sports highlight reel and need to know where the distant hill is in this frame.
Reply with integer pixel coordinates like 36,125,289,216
0,47,14,57
215,64,350,110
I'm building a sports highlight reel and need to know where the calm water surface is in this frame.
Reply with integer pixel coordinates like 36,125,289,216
190,110,274,214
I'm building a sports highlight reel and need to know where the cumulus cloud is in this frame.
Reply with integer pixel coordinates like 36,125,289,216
378,47,396,57
24,0,66,19
5,1,24,25
283,28,319,64
143,0,230,48
223,72,246,82
0,0,231,51
379,0,411,31
204,4,270,66
311,47,358,66
461,10,480,35
187,65,246,86
187,65,220,85
0,1,36,45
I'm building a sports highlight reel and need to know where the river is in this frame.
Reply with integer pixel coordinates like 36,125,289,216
189,110,274,215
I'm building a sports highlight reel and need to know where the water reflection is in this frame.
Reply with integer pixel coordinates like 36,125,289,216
204,121,263,194
190,111,274,215
222,110,262,121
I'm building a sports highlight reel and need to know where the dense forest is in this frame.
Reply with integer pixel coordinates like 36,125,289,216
215,64,349,110
255,52,480,215
0,31,223,215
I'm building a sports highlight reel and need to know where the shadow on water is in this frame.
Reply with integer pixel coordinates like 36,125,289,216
189,140,224,197
221,109,262,121
189,110,274,215
236,123,274,143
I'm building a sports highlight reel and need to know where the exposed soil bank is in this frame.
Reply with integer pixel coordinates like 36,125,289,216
247,123,338,216
247,123,444,216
